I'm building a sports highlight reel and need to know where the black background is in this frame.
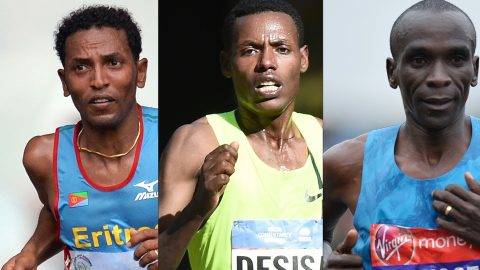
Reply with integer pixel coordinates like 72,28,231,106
158,0,323,153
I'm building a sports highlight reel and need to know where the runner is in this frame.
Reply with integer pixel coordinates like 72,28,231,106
159,0,323,269
2,5,158,270
324,0,480,269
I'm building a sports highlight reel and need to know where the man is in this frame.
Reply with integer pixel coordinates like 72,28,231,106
159,0,323,269
2,6,158,270
324,0,480,269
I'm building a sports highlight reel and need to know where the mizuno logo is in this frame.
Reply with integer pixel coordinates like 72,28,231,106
134,180,158,201
134,180,158,192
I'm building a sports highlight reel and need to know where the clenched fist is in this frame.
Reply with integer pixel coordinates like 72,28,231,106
192,142,239,218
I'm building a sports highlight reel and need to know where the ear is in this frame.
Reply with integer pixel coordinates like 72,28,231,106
472,55,479,87
57,69,70,97
386,57,398,89
299,45,309,73
220,50,232,78
136,58,148,88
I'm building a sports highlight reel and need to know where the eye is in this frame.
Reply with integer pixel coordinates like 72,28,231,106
450,55,467,67
75,64,89,72
410,57,428,68
276,46,290,55
241,47,258,56
108,59,121,67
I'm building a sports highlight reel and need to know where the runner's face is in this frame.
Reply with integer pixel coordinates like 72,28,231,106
58,27,147,128
224,12,308,116
388,11,478,130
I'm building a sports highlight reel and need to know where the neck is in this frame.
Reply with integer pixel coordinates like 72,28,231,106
235,102,298,141
400,114,471,162
79,105,140,156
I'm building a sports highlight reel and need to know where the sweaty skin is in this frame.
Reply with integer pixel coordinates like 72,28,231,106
159,11,317,269
324,10,480,269
1,26,155,270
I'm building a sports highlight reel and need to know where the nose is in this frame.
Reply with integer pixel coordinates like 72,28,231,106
426,61,452,88
255,46,277,73
90,65,109,90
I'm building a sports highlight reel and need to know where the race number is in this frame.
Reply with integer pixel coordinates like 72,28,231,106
232,220,322,270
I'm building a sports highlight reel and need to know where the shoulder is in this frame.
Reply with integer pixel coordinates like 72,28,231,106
161,116,219,175
325,134,367,164
169,117,218,154
23,133,56,173
324,134,367,189
23,133,56,205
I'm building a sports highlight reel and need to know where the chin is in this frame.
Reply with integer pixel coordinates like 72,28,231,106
84,113,122,129
252,99,291,116
416,114,461,132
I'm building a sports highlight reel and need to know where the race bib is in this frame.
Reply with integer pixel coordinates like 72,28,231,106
231,220,322,270
370,224,480,270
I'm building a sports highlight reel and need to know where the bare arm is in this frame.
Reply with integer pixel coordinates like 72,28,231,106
323,135,365,269
159,118,228,269
2,135,64,269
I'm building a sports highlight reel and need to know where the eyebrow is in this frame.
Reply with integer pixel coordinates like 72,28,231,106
269,38,290,46
447,46,471,55
238,37,291,47
70,53,123,63
404,44,471,57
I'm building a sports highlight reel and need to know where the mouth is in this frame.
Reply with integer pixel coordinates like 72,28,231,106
420,96,455,110
254,80,282,96
88,96,116,107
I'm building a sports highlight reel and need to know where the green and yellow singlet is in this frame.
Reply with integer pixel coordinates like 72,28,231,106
187,111,323,269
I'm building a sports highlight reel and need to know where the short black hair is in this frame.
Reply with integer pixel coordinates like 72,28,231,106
54,5,142,65
390,0,476,58
222,0,304,52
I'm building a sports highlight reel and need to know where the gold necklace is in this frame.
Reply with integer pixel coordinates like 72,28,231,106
77,121,141,158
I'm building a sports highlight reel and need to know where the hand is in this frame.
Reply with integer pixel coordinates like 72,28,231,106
1,252,37,270
432,171,480,246
129,228,158,270
192,142,239,217
325,229,363,270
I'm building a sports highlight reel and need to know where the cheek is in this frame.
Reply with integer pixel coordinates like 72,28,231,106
398,68,425,94
454,68,474,88
64,75,89,97
279,57,301,91
231,63,254,88
280,54,300,73
110,70,136,94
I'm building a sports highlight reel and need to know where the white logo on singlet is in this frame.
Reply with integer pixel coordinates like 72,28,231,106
134,180,158,192
134,180,158,201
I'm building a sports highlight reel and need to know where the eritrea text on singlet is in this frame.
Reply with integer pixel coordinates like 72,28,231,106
53,106,158,270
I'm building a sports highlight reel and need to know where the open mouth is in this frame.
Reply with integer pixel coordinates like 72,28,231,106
89,96,115,104
255,81,282,95
89,96,116,108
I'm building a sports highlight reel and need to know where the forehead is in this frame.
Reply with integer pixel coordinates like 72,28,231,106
232,11,298,43
395,10,475,55
64,27,131,60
